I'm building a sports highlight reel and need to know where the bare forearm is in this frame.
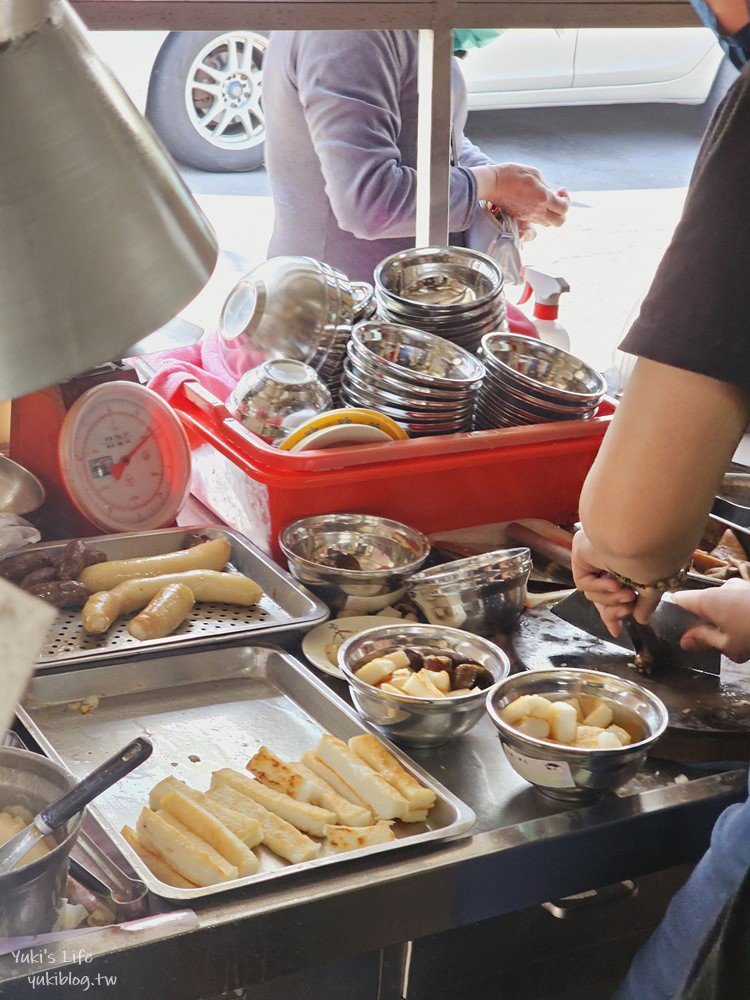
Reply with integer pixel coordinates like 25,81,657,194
579,358,750,582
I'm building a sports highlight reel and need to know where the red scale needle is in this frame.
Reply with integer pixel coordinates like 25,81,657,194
110,428,155,480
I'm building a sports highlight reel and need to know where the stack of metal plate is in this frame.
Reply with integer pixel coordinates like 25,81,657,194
374,246,507,353
474,333,607,429
340,321,484,437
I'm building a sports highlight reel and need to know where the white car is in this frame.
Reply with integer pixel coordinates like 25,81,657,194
90,27,724,173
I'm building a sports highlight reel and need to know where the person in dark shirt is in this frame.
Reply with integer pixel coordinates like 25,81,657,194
572,55,750,635
567,4,750,995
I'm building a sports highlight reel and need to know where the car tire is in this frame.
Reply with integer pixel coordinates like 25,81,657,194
145,30,269,173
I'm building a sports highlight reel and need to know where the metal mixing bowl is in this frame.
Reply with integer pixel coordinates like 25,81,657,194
352,322,485,387
218,256,353,378
227,359,333,442
0,747,83,936
407,549,531,635
279,513,430,614
0,455,45,515
479,334,606,404
487,669,668,802
339,622,511,747
375,246,504,313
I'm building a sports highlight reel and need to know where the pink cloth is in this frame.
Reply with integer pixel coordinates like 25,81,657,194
507,302,540,339
145,330,238,404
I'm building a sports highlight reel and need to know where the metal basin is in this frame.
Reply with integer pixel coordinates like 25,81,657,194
0,455,45,515
0,747,82,936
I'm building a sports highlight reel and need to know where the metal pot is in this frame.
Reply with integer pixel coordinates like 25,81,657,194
0,747,82,936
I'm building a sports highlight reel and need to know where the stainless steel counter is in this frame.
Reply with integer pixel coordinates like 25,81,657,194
1,620,746,999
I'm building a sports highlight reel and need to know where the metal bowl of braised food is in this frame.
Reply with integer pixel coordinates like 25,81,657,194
279,514,430,614
338,622,511,747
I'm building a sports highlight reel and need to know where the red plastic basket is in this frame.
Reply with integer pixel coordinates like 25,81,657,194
171,382,614,560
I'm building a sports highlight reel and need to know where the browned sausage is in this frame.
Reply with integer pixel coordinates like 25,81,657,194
57,540,88,580
20,566,59,590
0,550,52,584
82,548,107,568
27,580,91,609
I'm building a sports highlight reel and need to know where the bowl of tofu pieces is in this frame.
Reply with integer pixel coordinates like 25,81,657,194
338,622,511,747
486,669,668,801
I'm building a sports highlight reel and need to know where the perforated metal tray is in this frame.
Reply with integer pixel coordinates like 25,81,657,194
17,645,476,900
22,526,328,671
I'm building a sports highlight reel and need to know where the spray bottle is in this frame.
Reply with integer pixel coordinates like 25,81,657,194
517,267,571,351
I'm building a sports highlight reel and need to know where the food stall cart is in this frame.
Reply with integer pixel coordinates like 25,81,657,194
4,1,745,998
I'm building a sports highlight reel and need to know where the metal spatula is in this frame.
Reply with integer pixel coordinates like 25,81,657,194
0,738,153,874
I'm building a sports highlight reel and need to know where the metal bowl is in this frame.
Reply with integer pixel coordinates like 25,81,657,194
0,747,83,936
375,246,504,314
0,455,45,515
227,359,333,443
479,334,606,404
352,322,485,387
344,343,476,401
487,669,668,802
407,549,532,636
279,513,430,614
338,622,511,747
218,256,353,378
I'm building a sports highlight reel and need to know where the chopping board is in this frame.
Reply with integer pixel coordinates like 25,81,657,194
503,608,750,762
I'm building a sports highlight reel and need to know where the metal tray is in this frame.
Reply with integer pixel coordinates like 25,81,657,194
16,645,475,901
18,526,329,671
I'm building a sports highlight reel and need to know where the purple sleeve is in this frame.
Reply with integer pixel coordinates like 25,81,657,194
293,32,478,240
616,775,750,999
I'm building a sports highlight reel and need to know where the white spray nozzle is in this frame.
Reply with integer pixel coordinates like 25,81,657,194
519,267,570,306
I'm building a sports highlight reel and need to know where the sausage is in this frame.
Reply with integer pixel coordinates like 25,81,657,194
82,548,107,568
127,583,196,641
78,537,232,591
0,550,52,584
20,566,59,590
81,570,263,634
57,540,89,580
27,580,91,609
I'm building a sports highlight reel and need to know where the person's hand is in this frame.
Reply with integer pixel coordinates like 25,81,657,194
672,579,750,663
471,163,570,228
517,220,537,243
571,530,661,636
705,0,750,34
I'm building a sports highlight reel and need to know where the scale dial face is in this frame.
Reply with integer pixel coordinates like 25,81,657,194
58,382,192,533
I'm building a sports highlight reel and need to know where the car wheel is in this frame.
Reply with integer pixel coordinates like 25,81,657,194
145,30,268,173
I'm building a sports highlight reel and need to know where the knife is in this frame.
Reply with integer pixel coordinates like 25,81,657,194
551,589,721,676
711,496,750,533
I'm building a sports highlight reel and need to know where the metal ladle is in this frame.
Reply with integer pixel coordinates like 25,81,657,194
0,738,153,874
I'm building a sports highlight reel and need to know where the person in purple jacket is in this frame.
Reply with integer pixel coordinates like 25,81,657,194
262,29,569,284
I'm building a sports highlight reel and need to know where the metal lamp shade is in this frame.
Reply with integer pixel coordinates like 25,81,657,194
0,1,218,399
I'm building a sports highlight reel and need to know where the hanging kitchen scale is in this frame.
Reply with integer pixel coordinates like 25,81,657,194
56,382,192,533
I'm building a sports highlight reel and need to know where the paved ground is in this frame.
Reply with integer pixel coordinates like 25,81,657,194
176,59,738,377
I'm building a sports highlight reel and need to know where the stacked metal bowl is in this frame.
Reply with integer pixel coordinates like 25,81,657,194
475,333,607,430
407,548,532,637
340,321,484,436
374,246,507,352
218,256,354,397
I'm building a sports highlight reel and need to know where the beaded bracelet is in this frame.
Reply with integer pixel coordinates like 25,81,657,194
607,566,690,593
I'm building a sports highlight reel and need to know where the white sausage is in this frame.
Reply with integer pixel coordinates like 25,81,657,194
127,583,196,641
78,538,231,591
81,570,263,634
